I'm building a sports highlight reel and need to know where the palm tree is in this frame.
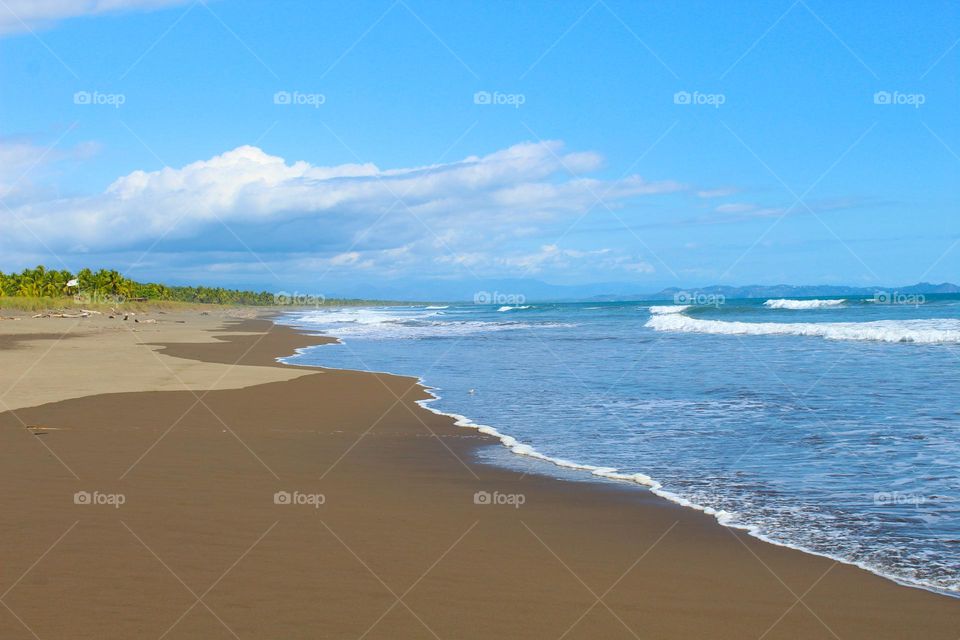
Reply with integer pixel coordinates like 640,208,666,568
76,268,94,291
1,263,284,306
41,270,72,297
16,273,42,297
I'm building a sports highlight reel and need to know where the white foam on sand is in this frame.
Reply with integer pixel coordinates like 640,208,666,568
413,384,959,597
276,311,960,597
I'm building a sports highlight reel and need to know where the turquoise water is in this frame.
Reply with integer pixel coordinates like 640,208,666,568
279,296,960,595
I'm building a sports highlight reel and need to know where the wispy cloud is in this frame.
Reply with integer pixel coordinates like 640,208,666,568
0,0,191,35
0,136,98,203
696,187,738,199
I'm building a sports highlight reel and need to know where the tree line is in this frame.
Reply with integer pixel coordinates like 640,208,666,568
0,266,278,306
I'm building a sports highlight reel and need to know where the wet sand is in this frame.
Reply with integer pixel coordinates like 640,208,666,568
1,314,957,639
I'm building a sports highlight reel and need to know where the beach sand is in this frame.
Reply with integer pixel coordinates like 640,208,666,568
0,311,957,639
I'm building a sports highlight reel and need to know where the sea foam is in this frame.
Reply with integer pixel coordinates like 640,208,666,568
648,305,691,315
294,307,569,340
763,298,846,310
279,301,960,596
647,313,960,344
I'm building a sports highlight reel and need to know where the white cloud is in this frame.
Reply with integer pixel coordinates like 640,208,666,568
715,202,757,214
503,244,611,272
434,244,653,277
0,140,53,195
697,187,738,198
0,0,190,34
621,260,655,274
713,202,785,219
0,137,98,203
4,140,684,261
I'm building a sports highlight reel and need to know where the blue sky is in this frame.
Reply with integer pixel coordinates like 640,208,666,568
1,0,957,299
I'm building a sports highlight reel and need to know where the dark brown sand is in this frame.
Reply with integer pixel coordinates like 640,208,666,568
1,318,957,639
0,332,83,351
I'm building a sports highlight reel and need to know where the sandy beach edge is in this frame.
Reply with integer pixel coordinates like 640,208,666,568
0,311,957,639
273,314,960,603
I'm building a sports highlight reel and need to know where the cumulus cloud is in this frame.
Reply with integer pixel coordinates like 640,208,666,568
4,141,684,264
0,0,190,34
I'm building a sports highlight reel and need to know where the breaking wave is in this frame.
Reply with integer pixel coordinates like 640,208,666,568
646,313,960,344
763,298,846,310
648,305,691,315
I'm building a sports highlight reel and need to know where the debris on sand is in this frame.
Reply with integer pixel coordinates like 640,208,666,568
32,311,91,319
26,424,65,436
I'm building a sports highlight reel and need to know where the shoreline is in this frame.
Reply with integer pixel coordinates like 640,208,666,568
277,313,960,600
413,386,960,601
1,312,957,638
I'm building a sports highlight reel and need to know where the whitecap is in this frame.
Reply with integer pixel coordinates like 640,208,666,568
764,298,846,310
648,305,691,315
647,313,960,344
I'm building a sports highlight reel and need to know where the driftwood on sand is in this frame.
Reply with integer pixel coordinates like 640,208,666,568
27,308,157,322
32,312,91,319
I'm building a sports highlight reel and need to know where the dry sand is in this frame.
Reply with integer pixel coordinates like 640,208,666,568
0,311,957,639
0,309,315,412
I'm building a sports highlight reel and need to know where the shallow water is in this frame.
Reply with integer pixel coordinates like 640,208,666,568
279,296,960,595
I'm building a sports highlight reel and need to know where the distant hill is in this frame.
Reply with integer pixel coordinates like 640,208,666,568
308,277,960,303
587,282,960,302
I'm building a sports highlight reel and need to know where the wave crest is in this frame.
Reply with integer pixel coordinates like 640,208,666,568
764,298,846,310
647,314,960,344
648,305,691,315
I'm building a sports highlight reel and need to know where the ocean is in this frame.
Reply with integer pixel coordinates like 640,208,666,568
278,295,960,596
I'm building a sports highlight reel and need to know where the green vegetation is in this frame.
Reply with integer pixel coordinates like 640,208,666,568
0,265,303,307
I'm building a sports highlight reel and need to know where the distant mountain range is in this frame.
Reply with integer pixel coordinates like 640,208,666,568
330,278,960,302
588,282,960,302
